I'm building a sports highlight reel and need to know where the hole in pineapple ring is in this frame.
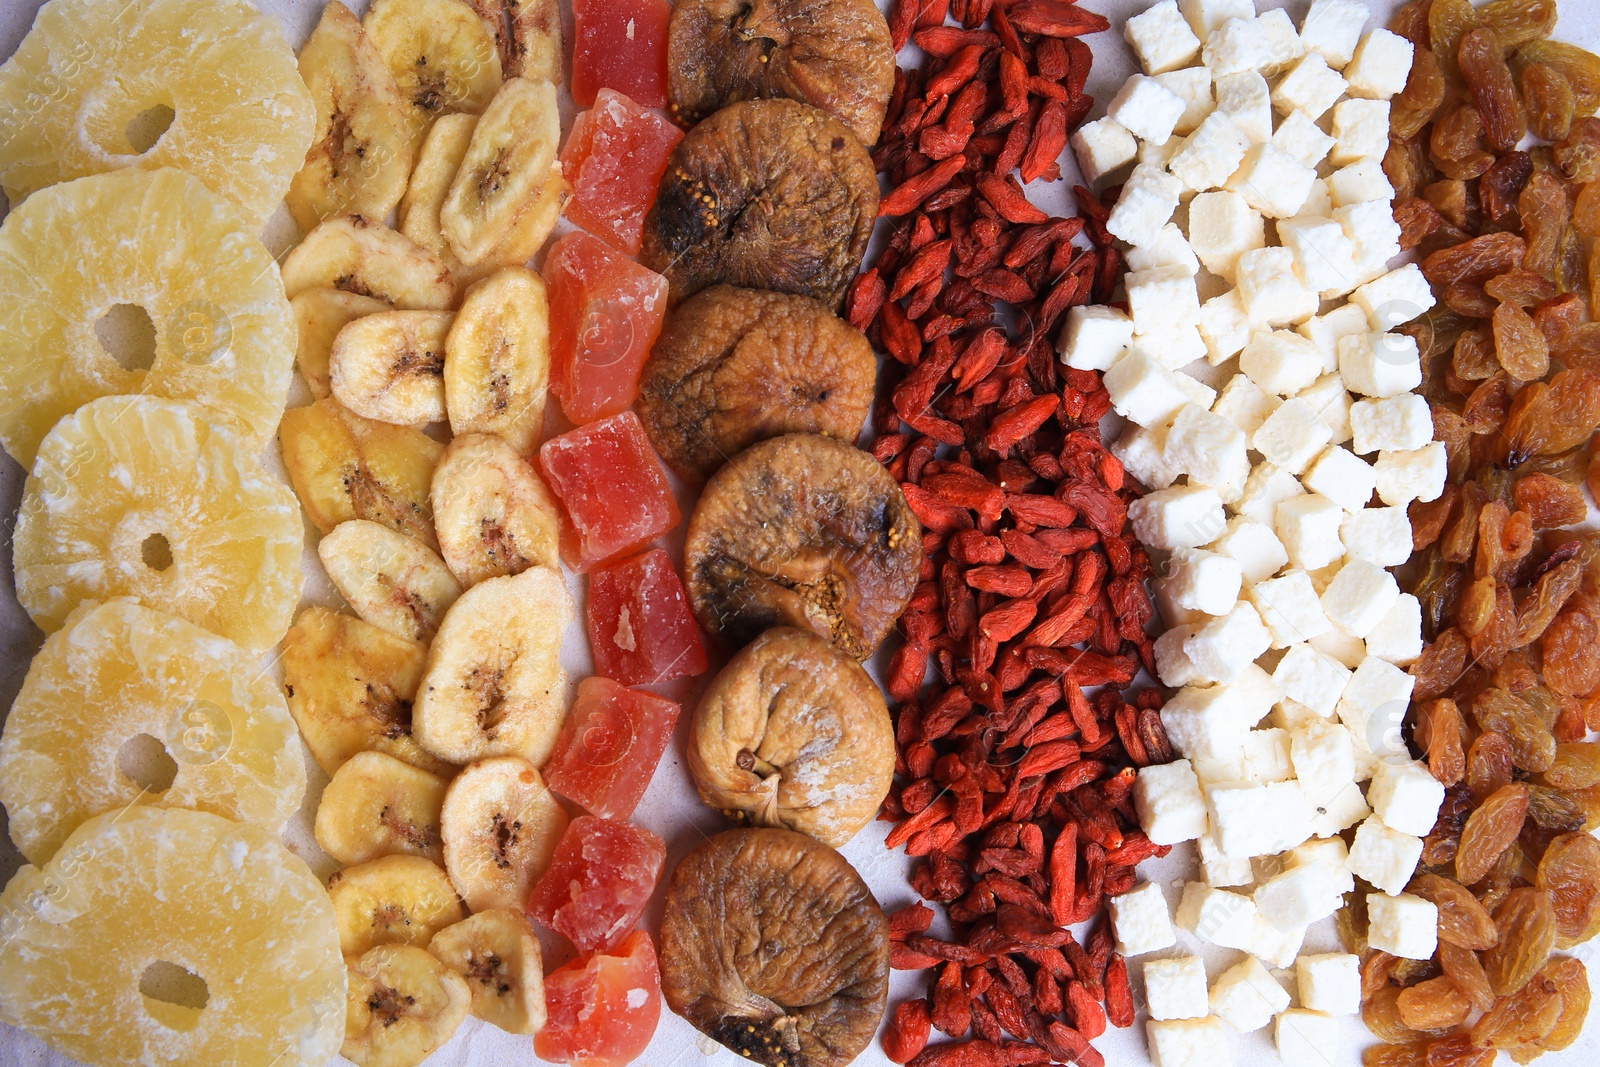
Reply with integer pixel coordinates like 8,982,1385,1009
124,104,176,155
95,303,158,373
139,960,209,1032
116,733,179,795
141,533,174,572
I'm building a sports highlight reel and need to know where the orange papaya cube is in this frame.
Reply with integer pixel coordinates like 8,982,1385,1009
526,815,665,954
571,0,671,108
533,929,661,1067
586,548,707,687
543,231,668,423
538,411,678,570
560,89,683,255
544,676,680,820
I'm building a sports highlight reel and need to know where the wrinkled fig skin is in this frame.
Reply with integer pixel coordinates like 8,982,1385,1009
688,626,894,847
684,433,922,659
640,99,878,310
636,285,876,484
666,0,896,146
660,828,890,1067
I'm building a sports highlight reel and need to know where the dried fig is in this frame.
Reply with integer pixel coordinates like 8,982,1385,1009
688,627,893,847
667,0,895,145
636,285,875,484
641,98,878,309
684,433,921,659
660,827,889,1067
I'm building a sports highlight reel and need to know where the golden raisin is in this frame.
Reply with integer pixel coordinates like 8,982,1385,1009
1512,472,1586,528
1467,732,1517,803
1493,300,1552,381
1484,887,1558,996
1411,872,1501,949
1459,29,1527,153
1481,152,1535,223
1541,606,1600,696
1515,40,1600,112
1553,117,1600,184
1424,232,1529,286
1418,699,1468,786
1485,270,1558,308
1364,1044,1430,1067
1471,973,1564,1048
1389,0,1432,46
1522,65,1576,142
1430,0,1482,82
1440,941,1497,1013
1518,171,1573,282
1457,781,1530,885
1544,742,1600,790
1535,832,1600,946
1534,956,1590,1052
1480,0,1558,47
1574,183,1600,237
1365,986,1424,1044
1398,976,1474,1030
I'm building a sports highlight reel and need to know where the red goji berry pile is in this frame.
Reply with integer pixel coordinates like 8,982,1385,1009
859,5,1178,1067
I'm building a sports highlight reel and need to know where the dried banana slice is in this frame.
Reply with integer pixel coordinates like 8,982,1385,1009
0,808,343,1067
0,599,304,864
439,755,566,912
278,397,442,548
430,432,561,587
328,854,466,957
427,909,547,1034
330,309,454,426
13,396,302,650
318,520,462,642
343,944,471,1067
444,267,549,450
0,168,296,468
440,78,560,265
413,565,572,765
400,112,479,273
0,0,314,228
282,216,457,310
465,0,561,81
365,0,503,137
282,606,454,778
293,288,391,400
314,750,449,866
288,1,415,234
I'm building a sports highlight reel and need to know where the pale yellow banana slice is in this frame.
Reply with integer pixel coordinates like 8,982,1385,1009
440,755,566,912
330,310,454,426
319,520,463,641
444,267,549,451
329,854,466,957
294,288,392,400
427,908,546,1034
282,606,455,778
466,0,561,81
365,0,502,143
413,566,571,765
459,164,569,285
315,750,449,866
430,433,561,587
279,398,442,548
440,78,560,265
282,216,457,310
288,2,416,235
343,944,471,1067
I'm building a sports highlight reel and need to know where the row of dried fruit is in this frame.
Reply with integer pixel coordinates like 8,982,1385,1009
852,4,1182,1067
1377,0,1600,1063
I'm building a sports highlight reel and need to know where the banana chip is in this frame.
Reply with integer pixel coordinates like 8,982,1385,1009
431,432,561,587
444,267,549,450
440,756,566,912
465,0,561,82
318,519,462,642
314,750,449,866
413,566,571,765
288,2,415,233
329,854,466,957
293,288,392,400
343,944,470,1067
330,309,454,426
282,216,457,310
440,78,560,265
365,0,503,139
428,909,546,1034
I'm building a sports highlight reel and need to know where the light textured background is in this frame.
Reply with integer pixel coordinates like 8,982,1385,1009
0,1,1597,1066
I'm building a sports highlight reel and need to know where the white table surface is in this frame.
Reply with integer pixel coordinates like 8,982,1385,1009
1,1,1597,1066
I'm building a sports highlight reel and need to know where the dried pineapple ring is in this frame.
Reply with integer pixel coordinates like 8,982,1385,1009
0,0,314,227
0,168,295,467
0,599,306,865
13,396,303,651
0,806,344,1067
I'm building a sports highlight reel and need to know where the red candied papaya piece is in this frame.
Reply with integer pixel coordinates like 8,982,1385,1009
526,814,666,954
538,411,679,571
560,89,684,255
572,0,671,108
534,929,662,1067
545,676,681,820
587,547,707,686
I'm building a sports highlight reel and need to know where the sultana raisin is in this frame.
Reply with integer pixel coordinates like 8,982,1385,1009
1485,270,1558,308
1397,197,1447,251
1534,956,1591,1052
1504,368,1600,462
1481,0,1558,46
1365,1044,1430,1067
1431,102,1487,167
1417,698,1468,786
1467,732,1517,803
1424,232,1529,286
1527,784,1586,833
1513,472,1587,528
1365,986,1426,1044
1523,65,1576,143
1485,887,1559,995
1413,627,1470,700
1411,872,1501,950
1426,1034,1495,1067
1389,0,1432,46
1541,605,1600,696
1519,171,1573,282
1473,687,1558,771
1446,280,1497,319
1535,832,1600,947
1575,183,1600,237
1471,973,1565,1049
1397,976,1474,1030
1512,557,1583,647
1457,781,1530,884
1553,117,1600,185
1459,29,1528,153
1431,0,1482,82
1516,40,1600,112
1544,741,1600,790
1387,139,1431,203
1440,941,1497,1013
1493,300,1552,381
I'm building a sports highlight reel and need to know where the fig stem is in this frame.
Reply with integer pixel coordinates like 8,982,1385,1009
736,747,780,778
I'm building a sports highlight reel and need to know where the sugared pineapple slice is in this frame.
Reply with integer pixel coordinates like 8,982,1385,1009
0,0,314,227
12,397,302,650
0,807,344,1067
281,606,455,778
0,599,306,865
0,168,296,468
